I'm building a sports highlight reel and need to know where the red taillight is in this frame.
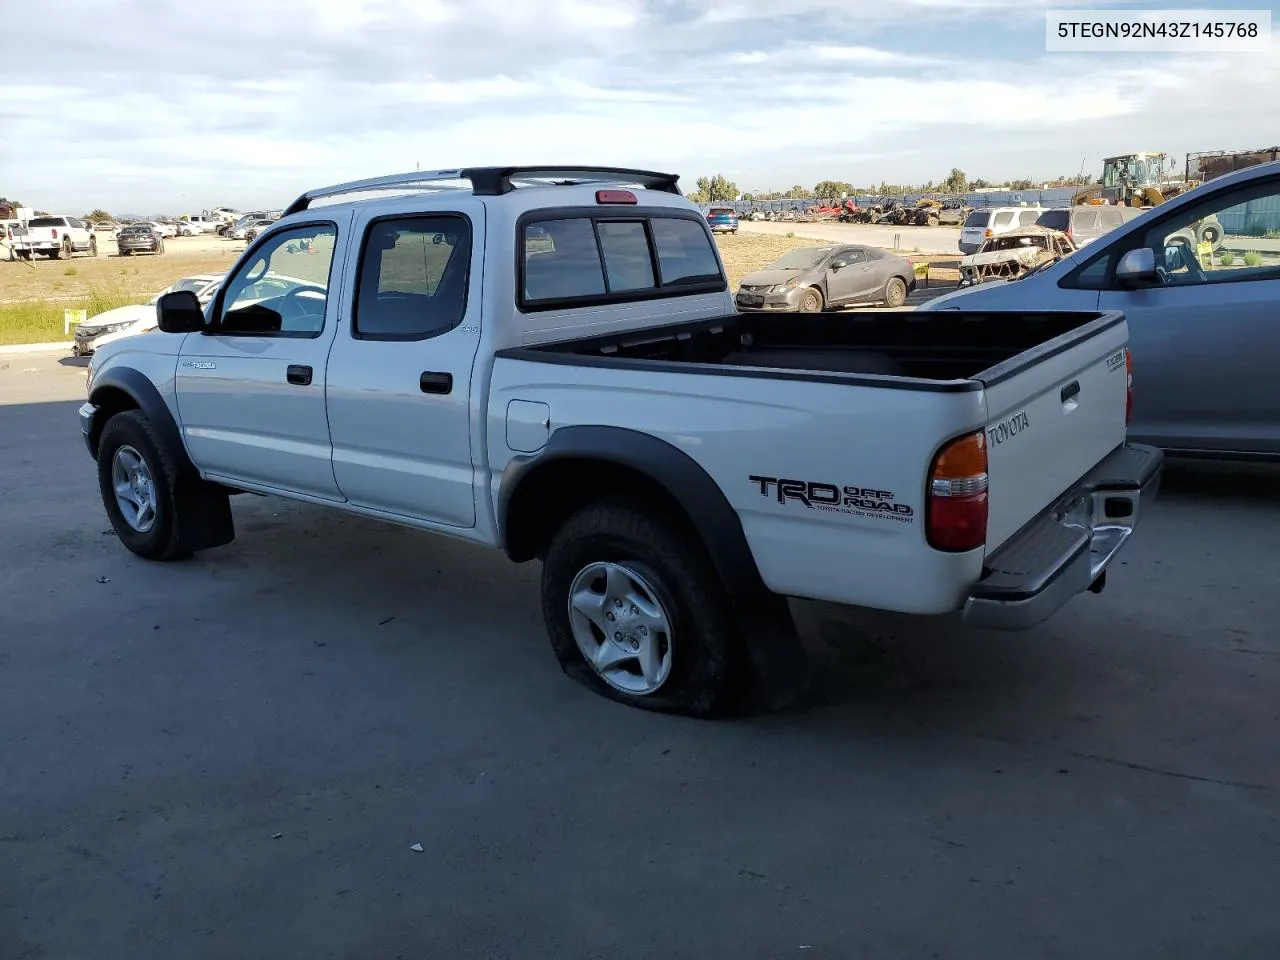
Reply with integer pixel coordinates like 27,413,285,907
927,431,989,552
596,189,637,204
51,229,58,239
1125,348,1133,425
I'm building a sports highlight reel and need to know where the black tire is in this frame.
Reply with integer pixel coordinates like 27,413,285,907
541,497,744,717
97,411,188,561
121,249,132,256
798,287,824,312
885,276,908,307
56,238,71,260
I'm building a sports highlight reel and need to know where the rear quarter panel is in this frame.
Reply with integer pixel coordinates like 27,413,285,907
488,357,990,615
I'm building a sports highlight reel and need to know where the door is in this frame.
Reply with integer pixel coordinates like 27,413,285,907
325,207,484,527
175,217,349,499
823,247,867,303
1093,174,1280,455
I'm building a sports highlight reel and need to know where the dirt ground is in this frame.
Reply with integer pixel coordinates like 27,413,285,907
0,235,245,304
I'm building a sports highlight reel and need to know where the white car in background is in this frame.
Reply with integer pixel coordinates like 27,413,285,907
73,274,223,357
150,221,177,239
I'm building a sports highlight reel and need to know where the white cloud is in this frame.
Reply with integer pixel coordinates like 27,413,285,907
0,0,1274,212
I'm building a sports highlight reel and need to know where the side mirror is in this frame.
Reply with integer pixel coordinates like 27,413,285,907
1164,243,1189,270
829,259,848,270
1115,247,1157,284
156,290,205,333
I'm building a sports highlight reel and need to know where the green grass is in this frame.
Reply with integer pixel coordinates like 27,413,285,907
1243,251,1263,267
1220,250,1237,266
0,286,145,345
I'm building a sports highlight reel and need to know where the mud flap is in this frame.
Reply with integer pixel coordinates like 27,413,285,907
734,591,809,712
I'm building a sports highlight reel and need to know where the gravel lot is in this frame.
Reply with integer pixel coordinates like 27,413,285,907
2,355,1278,960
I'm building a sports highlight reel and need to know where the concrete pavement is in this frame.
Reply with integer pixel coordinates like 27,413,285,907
1,353,1278,960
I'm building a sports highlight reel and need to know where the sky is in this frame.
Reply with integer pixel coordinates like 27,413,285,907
1,0,1277,214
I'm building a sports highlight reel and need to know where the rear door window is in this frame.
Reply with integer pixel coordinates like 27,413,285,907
993,211,1016,229
1098,207,1125,229
1017,210,1040,226
963,210,990,228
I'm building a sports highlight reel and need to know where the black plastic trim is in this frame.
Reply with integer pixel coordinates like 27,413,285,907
499,426,765,593
515,206,726,313
976,311,1124,387
87,367,197,480
463,165,681,197
494,346,983,392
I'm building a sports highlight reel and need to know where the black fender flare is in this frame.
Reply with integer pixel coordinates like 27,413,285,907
499,425,807,709
88,366,195,479
87,365,235,553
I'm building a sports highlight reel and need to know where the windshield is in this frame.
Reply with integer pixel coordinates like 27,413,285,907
768,247,831,270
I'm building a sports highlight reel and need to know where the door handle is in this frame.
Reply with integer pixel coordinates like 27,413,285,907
286,364,313,386
420,371,453,394
1060,380,1080,403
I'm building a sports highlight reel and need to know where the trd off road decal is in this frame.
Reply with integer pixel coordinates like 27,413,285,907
748,476,915,524
1106,350,1125,372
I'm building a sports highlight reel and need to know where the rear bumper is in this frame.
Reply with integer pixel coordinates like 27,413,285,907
962,443,1163,630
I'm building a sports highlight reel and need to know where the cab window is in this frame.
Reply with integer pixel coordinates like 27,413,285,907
218,223,337,337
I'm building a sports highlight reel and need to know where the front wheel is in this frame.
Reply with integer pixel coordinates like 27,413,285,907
885,276,908,307
541,497,744,716
798,287,824,312
97,411,187,560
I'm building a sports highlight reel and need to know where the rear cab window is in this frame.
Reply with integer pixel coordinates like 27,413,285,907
963,210,990,228
28,217,68,228
520,210,725,309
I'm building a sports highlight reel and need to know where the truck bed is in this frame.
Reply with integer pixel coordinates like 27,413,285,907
497,309,1122,389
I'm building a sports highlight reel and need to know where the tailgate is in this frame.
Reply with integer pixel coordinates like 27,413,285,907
980,314,1130,553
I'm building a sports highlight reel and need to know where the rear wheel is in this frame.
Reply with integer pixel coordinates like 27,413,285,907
798,287,824,312
56,238,71,260
541,497,744,717
927,215,939,227
885,276,908,307
88,236,98,257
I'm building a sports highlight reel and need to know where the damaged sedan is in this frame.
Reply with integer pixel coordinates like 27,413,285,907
958,226,1076,288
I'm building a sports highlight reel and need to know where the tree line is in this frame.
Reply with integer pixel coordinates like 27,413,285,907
685,169,1096,203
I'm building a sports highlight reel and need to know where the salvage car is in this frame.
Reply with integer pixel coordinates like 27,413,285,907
73,274,224,357
80,164,1161,717
736,244,916,311
958,226,1076,288
921,160,1280,460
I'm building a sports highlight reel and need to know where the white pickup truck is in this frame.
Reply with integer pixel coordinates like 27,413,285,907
10,215,98,259
79,165,1162,716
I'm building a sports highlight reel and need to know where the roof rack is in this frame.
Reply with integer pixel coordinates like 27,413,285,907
282,165,682,216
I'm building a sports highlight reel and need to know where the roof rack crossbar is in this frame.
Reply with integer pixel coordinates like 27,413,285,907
283,165,682,215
